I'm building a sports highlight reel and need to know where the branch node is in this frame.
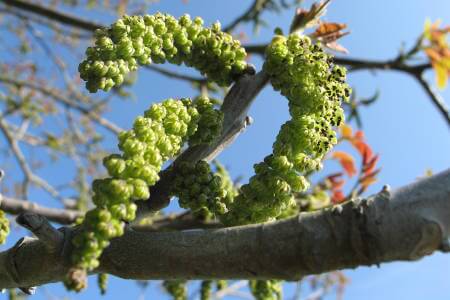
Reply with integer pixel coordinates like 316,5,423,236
379,185,391,200
19,286,36,295
331,204,343,215
16,213,63,250
439,237,450,253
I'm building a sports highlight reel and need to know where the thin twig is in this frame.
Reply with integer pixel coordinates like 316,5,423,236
145,65,206,83
0,75,123,134
1,0,103,31
0,118,62,200
223,0,270,33
213,280,249,299
415,75,450,127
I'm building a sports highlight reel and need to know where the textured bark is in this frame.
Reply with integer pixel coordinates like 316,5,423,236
0,169,449,289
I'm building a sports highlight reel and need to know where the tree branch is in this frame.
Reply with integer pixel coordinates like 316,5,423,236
0,196,82,225
0,75,123,135
0,168,449,289
415,75,450,127
223,0,270,33
0,0,103,31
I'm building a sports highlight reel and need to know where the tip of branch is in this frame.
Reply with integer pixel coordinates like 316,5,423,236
19,286,36,295
16,212,64,249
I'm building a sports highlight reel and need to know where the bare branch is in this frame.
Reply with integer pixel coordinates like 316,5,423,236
0,118,62,199
0,195,82,225
16,213,63,251
1,0,103,31
145,65,206,83
0,75,123,134
415,76,450,127
223,0,271,33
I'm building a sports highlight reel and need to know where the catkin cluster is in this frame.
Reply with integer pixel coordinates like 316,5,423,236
200,280,212,300
250,280,282,300
222,34,350,225
172,160,229,216
163,280,187,300
79,13,248,92
188,97,224,146
0,210,9,244
70,99,199,274
97,273,108,295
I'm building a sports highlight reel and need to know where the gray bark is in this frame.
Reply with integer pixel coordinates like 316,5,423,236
0,168,449,289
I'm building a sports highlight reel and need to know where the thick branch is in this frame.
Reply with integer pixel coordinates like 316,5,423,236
0,169,449,289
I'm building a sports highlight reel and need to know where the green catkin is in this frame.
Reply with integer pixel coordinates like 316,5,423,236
66,98,223,290
213,160,238,205
249,280,282,300
97,273,108,295
0,209,9,244
188,96,224,146
163,280,187,300
216,280,227,291
172,160,229,216
200,280,212,300
79,13,248,92
221,34,350,226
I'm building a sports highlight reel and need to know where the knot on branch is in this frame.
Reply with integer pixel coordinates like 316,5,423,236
16,213,63,251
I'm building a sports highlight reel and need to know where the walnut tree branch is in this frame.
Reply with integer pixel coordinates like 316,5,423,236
0,168,449,289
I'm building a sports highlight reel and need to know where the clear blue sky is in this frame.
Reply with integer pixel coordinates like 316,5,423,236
2,0,450,299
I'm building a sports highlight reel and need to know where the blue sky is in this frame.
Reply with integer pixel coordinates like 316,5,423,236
1,0,450,299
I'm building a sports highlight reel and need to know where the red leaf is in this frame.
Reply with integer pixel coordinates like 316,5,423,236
331,190,345,204
363,154,379,175
332,151,357,177
351,139,373,159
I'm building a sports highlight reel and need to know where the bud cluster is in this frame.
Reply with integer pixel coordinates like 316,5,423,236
188,97,224,146
200,280,212,300
163,280,187,300
222,34,350,225
79,13,248,92
0,210,9,244
172,160,229,216
97,273,108,295
249,280,282,300
68,98,222,290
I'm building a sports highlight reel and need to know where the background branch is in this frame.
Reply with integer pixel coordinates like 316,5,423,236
1,0,103,31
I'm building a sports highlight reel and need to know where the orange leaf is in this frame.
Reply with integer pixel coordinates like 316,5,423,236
351,139,373,159
359,169,381,187
314,22,347,37
340,124,353,139
359,176,378,190
425,47,442,62
354,130,364,140
332,151,357,177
